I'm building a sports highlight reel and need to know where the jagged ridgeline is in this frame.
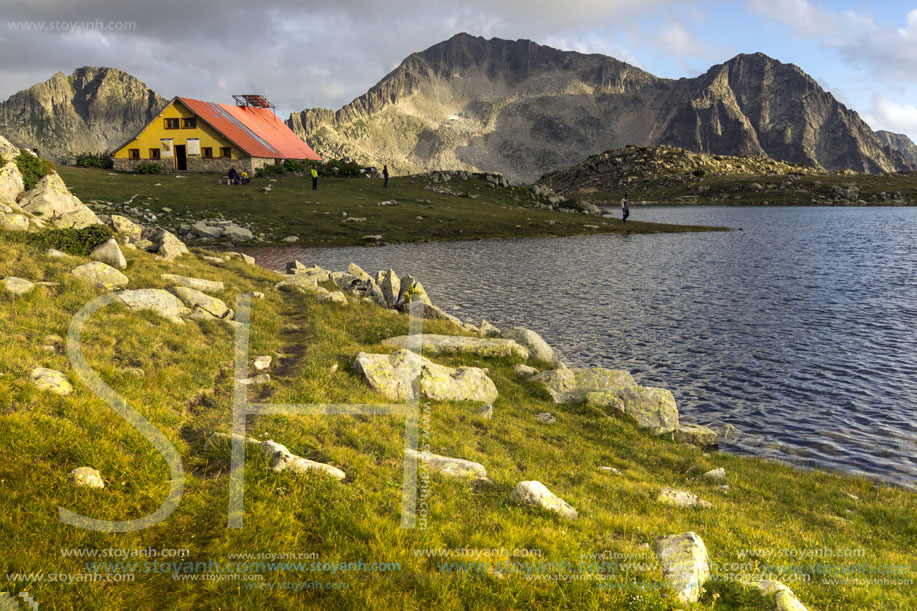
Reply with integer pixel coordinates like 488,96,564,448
0,67,166,163
288,33,914,183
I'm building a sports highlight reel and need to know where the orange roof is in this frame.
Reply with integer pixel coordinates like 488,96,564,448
177,97,322,161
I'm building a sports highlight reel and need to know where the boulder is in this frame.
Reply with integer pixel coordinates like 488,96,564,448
169,286,230,318
587,386,679,434
379,268,401,308
222,251,256,265
69,261,130,291
318,291,348,305
191,220,223,239
406,449,489,480
747,580,809,611
0,161,24,206
68,467,105,489
253,356,272,371
109,215,143,238
161,273,224,293
145,228,189,260
17,173,101,229
222,224,254,242
396,274,432,307
30,367,73,395
502,327,557,363
479,320,502,338
657,487,712,509
115,289,190,323
653,532,710,604
513,364,539,378
206,433,346,480
89,238,127,270
534,367,636,403
674,424,719,448
511,481,577,520
382,334,528,359
354,349,498,403
702,468,726,480
0,212,30,231
2,276,35,295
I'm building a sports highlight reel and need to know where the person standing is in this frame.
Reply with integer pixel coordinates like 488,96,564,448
311,166,318,191
621,193,630,223
382,165,389,189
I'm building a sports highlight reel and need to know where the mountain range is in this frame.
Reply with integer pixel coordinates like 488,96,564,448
1,34,914,183
289,33,913,182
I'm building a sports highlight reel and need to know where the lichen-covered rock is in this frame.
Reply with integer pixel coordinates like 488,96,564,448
396,274,432,308
406,449,489,480
354,349,498,403
379,268,401,308
747,580,809,611
382,334,528,359
161,273,224,294
89,238,127,269
535,367,636,403
69,261,130,291
169,286,230,318
144,227,189,260
68,466,104,489
115,289,190,323
674,423,719,448
653,532,710,604
109,214,143,238
702,468,726,480
30,367,73,395
0,212,30,231
17,172,101,229
587,386,679,433
2,276,35,295
479,319,502,338
657,487,712,509
511,480,577,520
318,290,348,305
502,326,557,363
0,161,24,205
513,363,539,378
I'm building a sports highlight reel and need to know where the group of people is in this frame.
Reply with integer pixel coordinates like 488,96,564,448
227,167,250,185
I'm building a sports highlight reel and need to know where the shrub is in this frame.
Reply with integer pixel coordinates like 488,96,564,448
136,161,163,174
15,150,56,190
24,224,113,256
75,152,114,169
693,169,706,177
255,164,285,178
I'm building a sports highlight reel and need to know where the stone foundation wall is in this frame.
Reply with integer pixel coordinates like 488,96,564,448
114,156,275,174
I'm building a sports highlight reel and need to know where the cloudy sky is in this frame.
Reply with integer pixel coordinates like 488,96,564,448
2,0,916,141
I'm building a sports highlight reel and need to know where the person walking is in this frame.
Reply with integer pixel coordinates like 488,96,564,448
311,166,318,191
621,193,630,223
382,165,389,189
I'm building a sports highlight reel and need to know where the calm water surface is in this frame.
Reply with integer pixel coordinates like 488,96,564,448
246,207,917,487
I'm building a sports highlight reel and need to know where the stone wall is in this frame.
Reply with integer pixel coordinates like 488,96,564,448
114,156,280,174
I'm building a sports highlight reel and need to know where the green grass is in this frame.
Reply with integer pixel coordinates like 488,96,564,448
55,166,725,247
1,232,914,610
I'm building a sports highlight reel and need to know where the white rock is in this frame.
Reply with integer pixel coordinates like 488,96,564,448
69,261,130,291
253,356,272,370
30,367,73,395
161,273,224,293
747,580,809,611
502,326,557,363
89,238,127,270
406,449,489,480
238,374,270,386
268,449,346,480
2,276,35,295
169,286,230,318
702,468,726,480
68,467,105,489
17,172,101,229
653,532,710,604
657,487,712,509
511,480,577,520
114,289,190,323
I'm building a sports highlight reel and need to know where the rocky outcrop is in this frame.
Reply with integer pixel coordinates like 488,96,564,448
17,173,101,229
289,34,910,183
876,130,917,165
0,67,166,163
354,349,498,403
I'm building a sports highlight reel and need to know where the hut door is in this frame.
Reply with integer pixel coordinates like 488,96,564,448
175,145,187,171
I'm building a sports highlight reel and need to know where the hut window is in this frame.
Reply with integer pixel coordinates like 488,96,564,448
182,118,197,129
149,148,160,159
220,147,231,158
164,118,179,130
129,149,140,160
202,147,212,158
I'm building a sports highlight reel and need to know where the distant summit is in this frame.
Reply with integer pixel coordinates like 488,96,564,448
289,33,912,182
875,130,917,166
0,67,166,162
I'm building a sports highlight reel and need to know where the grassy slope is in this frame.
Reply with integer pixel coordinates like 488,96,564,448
55,167,723,247
1,234,914,610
